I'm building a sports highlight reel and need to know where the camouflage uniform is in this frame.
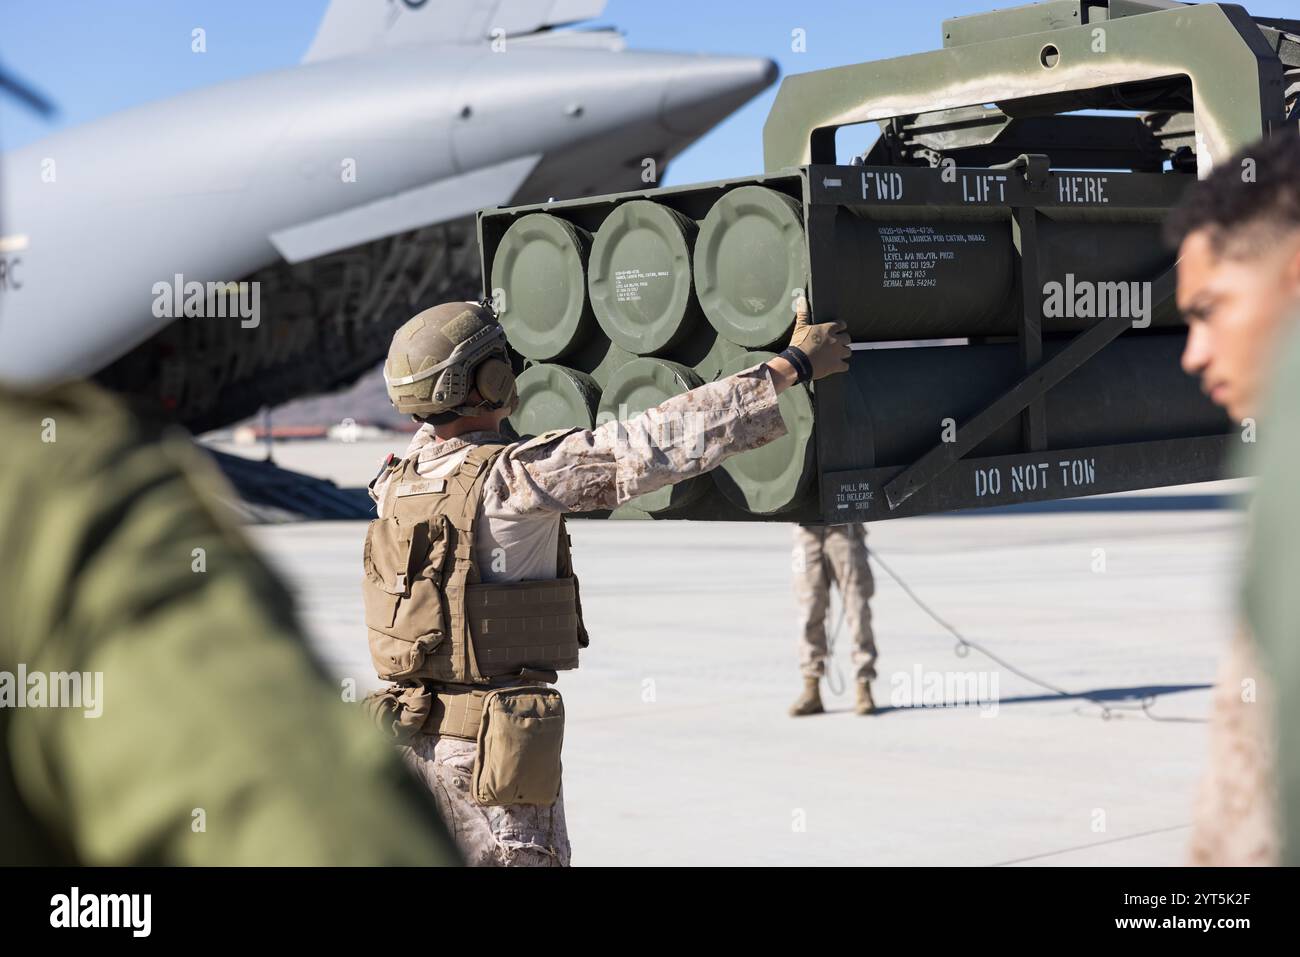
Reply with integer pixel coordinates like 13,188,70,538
1189,631,1278,865
0,381,460,865
793,523,877,681
371,364,787,865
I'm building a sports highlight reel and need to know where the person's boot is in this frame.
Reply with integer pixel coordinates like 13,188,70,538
855,679,876,716
789,676,824,716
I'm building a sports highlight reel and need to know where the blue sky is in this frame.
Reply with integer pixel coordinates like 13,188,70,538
2,0,1297,185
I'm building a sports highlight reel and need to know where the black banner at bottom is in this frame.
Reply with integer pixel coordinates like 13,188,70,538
0,866,1292,942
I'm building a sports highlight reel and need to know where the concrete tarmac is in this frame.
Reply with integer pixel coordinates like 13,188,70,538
236,437,1248,866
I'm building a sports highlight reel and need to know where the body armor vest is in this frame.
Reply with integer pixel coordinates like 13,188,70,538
363,440,588,687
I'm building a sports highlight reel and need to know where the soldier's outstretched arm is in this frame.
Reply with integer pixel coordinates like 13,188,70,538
489,297,850,515
0,383,460,865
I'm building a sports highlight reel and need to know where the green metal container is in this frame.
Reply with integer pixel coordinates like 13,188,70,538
508,363,602,438
597,357,706,514
711,351,815,514
490,214,595,361
475,0,1292,522
694,185,807,348
588,201,702,356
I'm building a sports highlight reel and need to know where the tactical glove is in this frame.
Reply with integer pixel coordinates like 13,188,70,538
779,295,851,382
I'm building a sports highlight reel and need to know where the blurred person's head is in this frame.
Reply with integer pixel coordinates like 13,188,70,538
1167,131,1300,422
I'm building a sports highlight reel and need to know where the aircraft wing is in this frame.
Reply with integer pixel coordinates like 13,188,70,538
269,153,541,264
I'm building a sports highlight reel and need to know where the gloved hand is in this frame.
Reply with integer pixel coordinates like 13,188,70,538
780,295,851,382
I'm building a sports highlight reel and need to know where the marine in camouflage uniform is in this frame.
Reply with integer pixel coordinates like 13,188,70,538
0,380,460,865
789,523,877,717
1167,131,1300,865
368,297,851,866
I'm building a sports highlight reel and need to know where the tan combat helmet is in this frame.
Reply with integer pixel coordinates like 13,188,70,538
383,301,517,421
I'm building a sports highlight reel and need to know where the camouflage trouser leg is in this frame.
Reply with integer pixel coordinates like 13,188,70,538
1189,631,1278,865
793,524,877,681
398,736,571,867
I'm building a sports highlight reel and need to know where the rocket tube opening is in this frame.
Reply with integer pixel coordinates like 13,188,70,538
588,201,702,356
508,363,602,437
491,214,595,361
695,185,807,348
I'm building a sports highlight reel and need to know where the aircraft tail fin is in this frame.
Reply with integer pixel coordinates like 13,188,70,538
304,0,609,63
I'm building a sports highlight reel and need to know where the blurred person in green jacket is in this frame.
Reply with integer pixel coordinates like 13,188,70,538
0,378,461,865
0,65,458,866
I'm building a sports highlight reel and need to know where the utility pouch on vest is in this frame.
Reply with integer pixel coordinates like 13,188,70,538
362,514,451,681
471,686,565,807
363,682,434,743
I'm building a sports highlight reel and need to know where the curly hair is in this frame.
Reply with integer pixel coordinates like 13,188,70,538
1163,129,1300,257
